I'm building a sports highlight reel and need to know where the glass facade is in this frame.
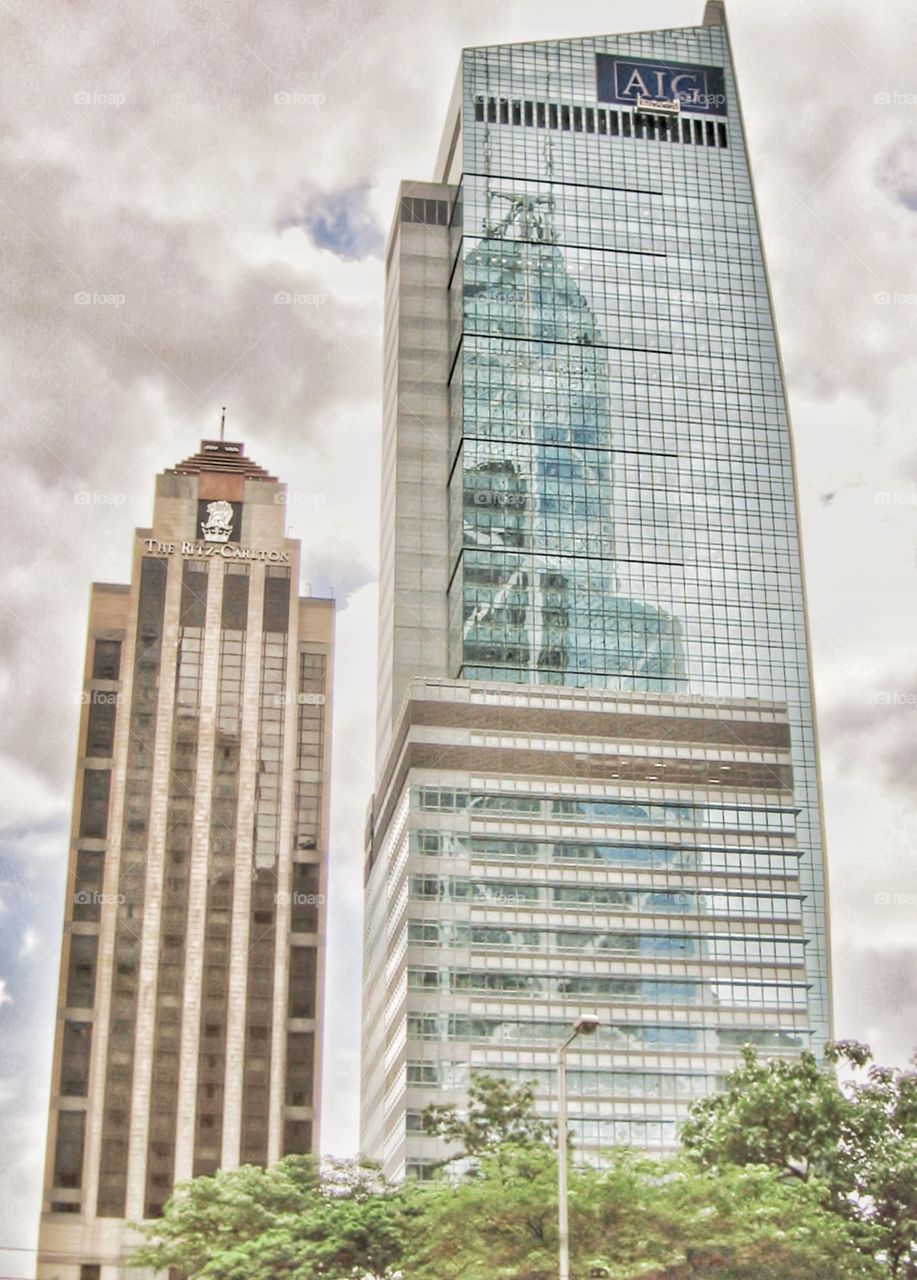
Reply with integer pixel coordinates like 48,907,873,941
443,18,828,1050
364,11,830,1181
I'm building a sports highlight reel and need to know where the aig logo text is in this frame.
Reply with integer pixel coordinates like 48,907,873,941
596,55,727,117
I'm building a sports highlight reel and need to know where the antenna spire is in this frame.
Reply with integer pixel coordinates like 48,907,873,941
219,406,226,442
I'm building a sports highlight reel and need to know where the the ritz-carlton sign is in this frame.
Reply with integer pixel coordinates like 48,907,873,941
142,539,291,563
142,498,291,563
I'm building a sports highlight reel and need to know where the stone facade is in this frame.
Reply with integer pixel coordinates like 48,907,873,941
38,441,334,1278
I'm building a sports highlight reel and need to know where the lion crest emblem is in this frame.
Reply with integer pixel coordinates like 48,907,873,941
201,499,234,543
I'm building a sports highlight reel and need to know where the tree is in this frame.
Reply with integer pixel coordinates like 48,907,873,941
421,1071,555,1162
680,1042,859,1186
130,1155,419,1279
128,1055,913,1280
681,1041,917,1278
405,1145,880,1280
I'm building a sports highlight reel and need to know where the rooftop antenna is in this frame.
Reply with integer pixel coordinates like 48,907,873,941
219,406,226,442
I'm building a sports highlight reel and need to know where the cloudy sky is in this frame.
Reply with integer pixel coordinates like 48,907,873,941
2,0,917,1271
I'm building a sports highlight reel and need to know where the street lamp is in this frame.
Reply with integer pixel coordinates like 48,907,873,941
557,1014,600,1280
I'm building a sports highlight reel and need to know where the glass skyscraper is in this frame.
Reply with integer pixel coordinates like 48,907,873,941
362,1,831,1179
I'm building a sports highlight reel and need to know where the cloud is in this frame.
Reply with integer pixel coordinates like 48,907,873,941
833,945,917,1068
288,184,386,261
18,930,38,962
725,0,917,409
301,535,376,605
818,668,917,793
1,0,917,1257
877,137,917,211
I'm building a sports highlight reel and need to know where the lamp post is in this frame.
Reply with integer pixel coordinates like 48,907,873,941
557,1014,600,1280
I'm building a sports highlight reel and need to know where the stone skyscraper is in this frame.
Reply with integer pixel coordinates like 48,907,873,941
38,439,334,1278
361,1,832,1179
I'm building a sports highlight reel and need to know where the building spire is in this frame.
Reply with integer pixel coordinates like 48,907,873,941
220,406,226,442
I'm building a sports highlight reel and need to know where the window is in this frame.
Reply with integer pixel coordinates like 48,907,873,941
66,935,98,1008
92,640,121,680
60,1022,93,1096
79,769,111,839
53,1110,86,1188
263,571,291,633
288,947,317,1018
222,568,250,629
291,864,321,932
283,1119,312,1155
179,561,208,627
285,1031,315,1107
85,692,117,756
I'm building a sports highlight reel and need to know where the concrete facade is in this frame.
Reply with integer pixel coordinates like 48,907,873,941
37,441,334,1278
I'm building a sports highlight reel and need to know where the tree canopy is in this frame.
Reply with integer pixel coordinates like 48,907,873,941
682,1041,917,1278
131,1044,916,1280
130,1156,420,1280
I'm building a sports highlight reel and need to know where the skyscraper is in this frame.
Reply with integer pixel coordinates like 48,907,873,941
38,440,334,1278
362,1,831,1179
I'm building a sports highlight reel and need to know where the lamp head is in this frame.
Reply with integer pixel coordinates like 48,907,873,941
574,1015,600,1036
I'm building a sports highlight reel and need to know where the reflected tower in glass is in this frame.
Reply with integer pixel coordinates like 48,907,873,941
362,1,832,1179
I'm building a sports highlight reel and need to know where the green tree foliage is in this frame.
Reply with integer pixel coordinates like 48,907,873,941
681,1041,917,1278
405,1146,879,1280
130,1155,419,1279
131,1046,914,1279
421,1071,555,1159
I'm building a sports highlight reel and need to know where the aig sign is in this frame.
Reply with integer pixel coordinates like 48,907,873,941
596,55,727,117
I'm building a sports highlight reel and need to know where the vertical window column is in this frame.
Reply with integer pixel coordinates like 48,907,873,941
240,567,290,1166
192,564,249,1178
97,558,167,1218
283,644,328,1155
143,560,208,1217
